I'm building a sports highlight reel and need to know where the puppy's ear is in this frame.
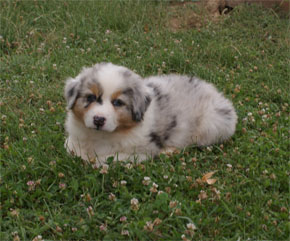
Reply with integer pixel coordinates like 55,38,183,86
124,85,151,122
64,77,80,109
120,69,151,122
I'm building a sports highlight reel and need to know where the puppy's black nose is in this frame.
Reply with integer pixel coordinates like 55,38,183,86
93,116,106,127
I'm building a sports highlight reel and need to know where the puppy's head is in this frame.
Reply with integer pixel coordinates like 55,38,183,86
65,63,151,132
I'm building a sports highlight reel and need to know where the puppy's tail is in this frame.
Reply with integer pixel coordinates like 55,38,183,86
195,94,237,146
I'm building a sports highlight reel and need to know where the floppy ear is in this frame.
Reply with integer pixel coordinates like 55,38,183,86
124,84,151,122
133,93,151,122
64,77,80,109
120,69,152,122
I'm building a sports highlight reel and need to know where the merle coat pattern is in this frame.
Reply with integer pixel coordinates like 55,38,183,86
64,63,237,165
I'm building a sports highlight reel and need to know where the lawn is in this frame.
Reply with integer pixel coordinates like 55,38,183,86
0,1,289,240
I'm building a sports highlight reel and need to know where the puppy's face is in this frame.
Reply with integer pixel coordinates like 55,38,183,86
65,63,151,132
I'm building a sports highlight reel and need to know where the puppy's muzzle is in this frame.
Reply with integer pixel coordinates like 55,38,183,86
93,116,106,129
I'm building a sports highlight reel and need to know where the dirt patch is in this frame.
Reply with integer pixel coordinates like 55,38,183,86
168,1,220,32
225,0,289,14
167,0,289,32
167,0,234,32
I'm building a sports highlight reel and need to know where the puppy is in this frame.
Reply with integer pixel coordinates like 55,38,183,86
64,63,237,165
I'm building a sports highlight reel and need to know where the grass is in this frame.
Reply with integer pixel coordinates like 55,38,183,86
0,0,289,240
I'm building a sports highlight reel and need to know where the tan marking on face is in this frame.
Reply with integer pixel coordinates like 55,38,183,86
115,109,138,132
72,98,84,122
89,83,102,97
72,83,102,124
72,98,95,124
111,90,137,132
111,90,122,101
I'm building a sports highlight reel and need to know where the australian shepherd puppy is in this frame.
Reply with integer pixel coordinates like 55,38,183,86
64,63,237,165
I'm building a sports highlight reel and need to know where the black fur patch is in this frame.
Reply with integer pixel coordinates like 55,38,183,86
145,95,151,107
147,83,155,88
149,116,177,147
164,116,177,140
216,108,231,115
124,87,151,122
68,86,75,98
148,84,169,104
153,86,161,97
157,93,169,103
123,88,134,97
216,108,232,119
149,132,163,148
132,110,142,122
97,95,103,105
67,82,80,109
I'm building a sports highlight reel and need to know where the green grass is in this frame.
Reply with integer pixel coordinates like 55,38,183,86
0,1,289,240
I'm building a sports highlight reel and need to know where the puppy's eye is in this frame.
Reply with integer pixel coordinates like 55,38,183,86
112,99,125,107
87,94,96,103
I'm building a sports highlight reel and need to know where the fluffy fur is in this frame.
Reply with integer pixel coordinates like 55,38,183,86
64,63,237,165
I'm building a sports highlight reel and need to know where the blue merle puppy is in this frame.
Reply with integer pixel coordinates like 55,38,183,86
64,63,237,165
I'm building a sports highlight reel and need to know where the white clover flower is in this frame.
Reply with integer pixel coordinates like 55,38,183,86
59,183,66,190
32,235,44,241
169,200,178,208
226,164,233,168
187,222,197,230
206,146,213,152
100,164,109,174
99,223,107,231
120,180,127,186
157,190,164,195
121,230,129,236
263,170,268,174
131,198,139,205
130,198,139,210
120,216,127,222
125,163,133,169
86,206,94,216
181,234,190,241
108,193,116,201
144,221,154,231
142,176,151,186
27,180,36,191
150,182,158,193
